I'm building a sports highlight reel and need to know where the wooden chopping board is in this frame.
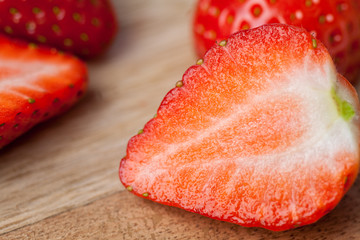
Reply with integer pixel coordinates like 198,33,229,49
1,0,360,239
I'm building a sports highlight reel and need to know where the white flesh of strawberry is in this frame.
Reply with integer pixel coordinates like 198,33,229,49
0,60,70,99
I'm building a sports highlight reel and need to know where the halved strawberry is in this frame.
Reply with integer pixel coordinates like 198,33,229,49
0,0,117,58
193,0,360,84
0,34,87,149
119,24,360,231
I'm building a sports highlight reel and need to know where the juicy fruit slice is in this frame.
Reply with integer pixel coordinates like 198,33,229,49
0,34,87,148
119,24,360,231
0,0,117,58
193,0,360,83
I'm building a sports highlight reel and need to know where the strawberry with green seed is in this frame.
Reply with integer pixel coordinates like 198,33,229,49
0,0,117,58
120,24,360,231
0,34,87,149
193,0,360,83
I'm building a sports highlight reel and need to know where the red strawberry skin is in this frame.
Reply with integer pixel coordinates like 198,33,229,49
119,24,360,231
0,0,117,59
0,34,87,149
193,0,360,83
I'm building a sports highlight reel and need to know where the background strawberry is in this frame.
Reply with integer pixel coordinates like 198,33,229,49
0,0,117,59
0,34,87,149
120,24,360,231
193,0,360,84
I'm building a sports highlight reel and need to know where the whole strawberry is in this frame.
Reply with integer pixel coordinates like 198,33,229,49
120,24,360,231
0,34,87,149
193,0,360,83
0,0,117,58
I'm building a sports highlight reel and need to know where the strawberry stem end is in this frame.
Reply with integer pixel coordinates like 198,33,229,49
331,87,355,121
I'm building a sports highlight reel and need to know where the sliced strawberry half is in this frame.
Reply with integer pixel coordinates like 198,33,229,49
0,34,87,149
119,24,360,231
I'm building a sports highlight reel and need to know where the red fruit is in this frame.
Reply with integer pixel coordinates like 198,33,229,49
0,34,87,149
119,24,360,231
0,0,117,58
193,0,360,84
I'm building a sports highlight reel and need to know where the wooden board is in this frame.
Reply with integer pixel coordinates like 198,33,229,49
1,0,360,239
2,185,360,239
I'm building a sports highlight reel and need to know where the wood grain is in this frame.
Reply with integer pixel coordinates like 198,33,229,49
1,0,360,239
2,178,360,240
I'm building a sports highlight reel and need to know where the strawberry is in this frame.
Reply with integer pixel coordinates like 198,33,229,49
193,0,360,84
119,24,360,231
0,34,87,149
0,0,117,59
